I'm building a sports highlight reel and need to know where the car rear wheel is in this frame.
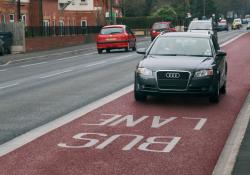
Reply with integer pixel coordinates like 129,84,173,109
209,79,220,103
98,49,103,54
220,80,226,94
132,42,136,51
125,43,130,52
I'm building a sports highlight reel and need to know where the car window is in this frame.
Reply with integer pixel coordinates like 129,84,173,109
100,27,124,35
153,23,169,30
189,21,212,30
149,36,212,57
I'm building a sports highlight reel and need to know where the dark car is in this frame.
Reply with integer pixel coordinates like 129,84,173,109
150,22,176,41
217,19,229,31
134,32,227,103
96,25,136,54
188,20,218,38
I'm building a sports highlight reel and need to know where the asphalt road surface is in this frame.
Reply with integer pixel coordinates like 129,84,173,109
0,29,247,147
0,29,250,175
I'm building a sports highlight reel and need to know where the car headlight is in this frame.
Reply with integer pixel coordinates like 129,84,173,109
194,69,213,78
136,68,153,76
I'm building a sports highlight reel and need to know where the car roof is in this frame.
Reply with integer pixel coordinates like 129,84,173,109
190,20,211,23
102,25,126,29
161,32,211,38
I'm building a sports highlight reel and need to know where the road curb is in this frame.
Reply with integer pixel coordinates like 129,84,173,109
212,93,250,175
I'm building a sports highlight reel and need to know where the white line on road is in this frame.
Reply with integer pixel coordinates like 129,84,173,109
220,33,246,47
57,55,81,61
114,54,135,60
20,62,47,68
85,61,107,68
0,69,7,72
39,69,73,79
83,52,97,56
0,85,133,157
0,83,19,90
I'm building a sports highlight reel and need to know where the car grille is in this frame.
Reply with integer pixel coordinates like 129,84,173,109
157,71,190,90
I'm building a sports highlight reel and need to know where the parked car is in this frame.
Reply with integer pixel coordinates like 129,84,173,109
96,25,136,54
188,20,218,38
242,19,248,24
247,22,250,30
231,18,242,30
0,39,4,56
217,19,229,31
135,32,227,103
150,22,176,41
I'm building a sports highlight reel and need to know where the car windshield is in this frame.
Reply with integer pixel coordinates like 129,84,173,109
100,27,123,35
149,36,212,57
189,21,212,30
153,23,169,30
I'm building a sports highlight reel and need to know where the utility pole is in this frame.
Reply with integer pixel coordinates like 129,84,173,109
203,0,206,17
17,0,21,22
109,0,113,24
38,0,43,27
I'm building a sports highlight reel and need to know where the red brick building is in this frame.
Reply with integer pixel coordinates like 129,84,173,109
0,0,30,25
0,0,122,27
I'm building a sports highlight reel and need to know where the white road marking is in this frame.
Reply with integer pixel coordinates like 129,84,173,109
114,54,135,60
0,85,133,157
85,61,107,68
83,52,97,56
20,62,47,68
39,69,73,79
0,33,247,157
11,48,96,63
220,33,246,47
0,69,7,72
57,55,81,61
0,83,19,90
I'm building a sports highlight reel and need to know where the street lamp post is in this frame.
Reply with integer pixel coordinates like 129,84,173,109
203,0,206,17
17,0,21,22
109,0,113,24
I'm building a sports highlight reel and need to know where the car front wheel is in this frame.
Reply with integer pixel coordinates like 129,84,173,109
209,79,220,103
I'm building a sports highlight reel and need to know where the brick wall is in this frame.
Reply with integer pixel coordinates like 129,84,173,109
25,34,97,52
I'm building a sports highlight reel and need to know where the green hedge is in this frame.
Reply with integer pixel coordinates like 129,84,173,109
116,16,182,29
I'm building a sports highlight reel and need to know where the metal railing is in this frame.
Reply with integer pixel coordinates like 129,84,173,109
25,26,102,38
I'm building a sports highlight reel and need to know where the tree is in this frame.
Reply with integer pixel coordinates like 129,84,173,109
153,5,177,21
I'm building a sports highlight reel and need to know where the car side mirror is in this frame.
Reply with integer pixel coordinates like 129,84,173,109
137,48,146,55
216,50,227,57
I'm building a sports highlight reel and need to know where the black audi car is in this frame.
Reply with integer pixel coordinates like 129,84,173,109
134,32,227,103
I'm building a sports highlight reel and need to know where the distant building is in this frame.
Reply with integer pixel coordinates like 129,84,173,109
0,0,122,27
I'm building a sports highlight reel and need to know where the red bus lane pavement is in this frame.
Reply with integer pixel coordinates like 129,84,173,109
0,33,250,175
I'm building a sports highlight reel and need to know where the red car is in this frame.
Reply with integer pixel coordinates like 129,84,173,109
96,25,136,54
150,22,176,41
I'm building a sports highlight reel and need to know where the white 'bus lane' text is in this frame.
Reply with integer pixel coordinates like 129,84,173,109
57,114,207,153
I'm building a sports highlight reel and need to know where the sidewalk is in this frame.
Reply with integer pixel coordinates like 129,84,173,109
232,98,250,175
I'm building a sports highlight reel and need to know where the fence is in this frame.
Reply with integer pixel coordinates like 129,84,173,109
25,26,102,38
0,22,25,47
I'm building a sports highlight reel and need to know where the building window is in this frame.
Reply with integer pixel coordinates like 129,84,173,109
80,0,88,5
81,20,87,27
9,14,15,23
